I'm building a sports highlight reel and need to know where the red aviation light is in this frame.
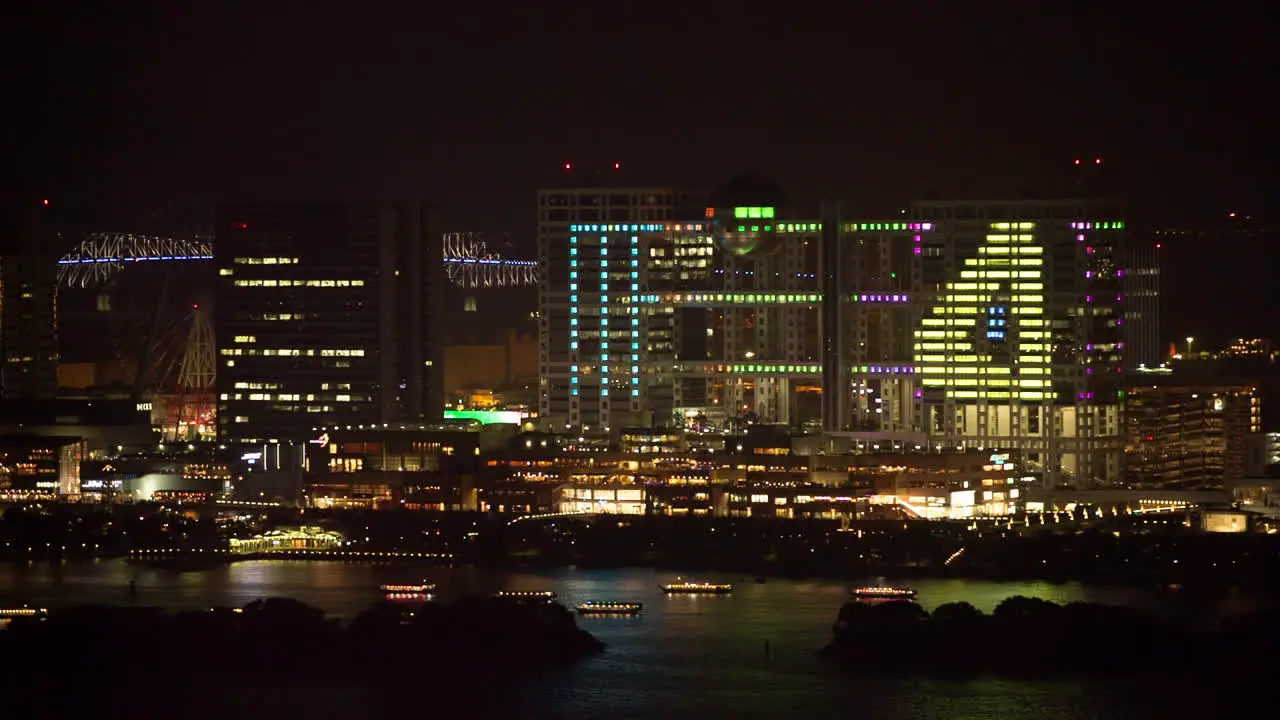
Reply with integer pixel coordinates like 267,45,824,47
563,162,572,170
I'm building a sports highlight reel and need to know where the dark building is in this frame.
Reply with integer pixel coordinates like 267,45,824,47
1123,234,1161,370
215,203,443,445
1,195,59,400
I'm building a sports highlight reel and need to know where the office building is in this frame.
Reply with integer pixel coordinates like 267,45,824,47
537,185,683,429
536,185,1138,486
1,197,59,400
1124,382,1263,489
215,203,442,445
904,200,1128,486
1,253,59,399
1123,235,1161,369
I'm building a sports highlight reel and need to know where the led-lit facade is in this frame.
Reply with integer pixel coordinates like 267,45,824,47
538,190,1136,486
537,187,682,430
903,201,1128,486
215,204,443,444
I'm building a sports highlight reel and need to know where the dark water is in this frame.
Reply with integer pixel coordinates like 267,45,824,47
0,560,1268,718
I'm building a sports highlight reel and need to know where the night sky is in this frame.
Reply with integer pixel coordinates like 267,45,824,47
5,2,1276,343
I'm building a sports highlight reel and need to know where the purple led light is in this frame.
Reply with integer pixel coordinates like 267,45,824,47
1077,234,1085,242
1117,318,1124,326
1116,269,1125,278
1078,392,1086,400
914,235,922,243
1086,295,1093,303
1085,271,1094,279
913,247,922,255
914,389,923,398
1116,294,1123,302
1086,344,1094,351
922,223,933,231
1087,368,1094,375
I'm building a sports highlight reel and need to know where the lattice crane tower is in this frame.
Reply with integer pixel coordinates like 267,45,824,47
163,304,216,441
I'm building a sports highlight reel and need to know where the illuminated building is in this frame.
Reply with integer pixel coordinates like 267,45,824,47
1124,383,1264,489
536,185,683,429
1223,337,1272,359
905,200,1128,487
0,434,83,496
554,482,645,514
215,204,443,444
536,183,1139,486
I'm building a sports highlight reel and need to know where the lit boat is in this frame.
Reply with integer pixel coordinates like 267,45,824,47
495,590,557,600
660,580,733,594
852,586,917,600
383,592,430,601
379,582,436,593
576,601,643,615
0,607,47,618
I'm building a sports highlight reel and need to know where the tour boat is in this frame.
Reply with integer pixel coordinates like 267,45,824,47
0,607,47,619
495,590,557,600
575,601,643,616
852,586,917,600
383,592,430,601
660,580,733,594
379,582,436,594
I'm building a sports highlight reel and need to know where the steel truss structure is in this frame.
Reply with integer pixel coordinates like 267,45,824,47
441,232,539,288
57,231,539,289
57,232,214,288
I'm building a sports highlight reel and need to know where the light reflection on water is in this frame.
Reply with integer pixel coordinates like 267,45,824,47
0,561,1266,718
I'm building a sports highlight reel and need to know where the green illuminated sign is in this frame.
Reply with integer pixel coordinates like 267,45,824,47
733,207,776,219
444,410,525,425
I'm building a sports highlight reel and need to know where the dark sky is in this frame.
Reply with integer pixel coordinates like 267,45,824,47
5,1,1276,341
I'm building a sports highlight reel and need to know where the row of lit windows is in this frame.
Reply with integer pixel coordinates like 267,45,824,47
231,279,365,287
221,392,362,402
233,257,299,265
220,348,367,357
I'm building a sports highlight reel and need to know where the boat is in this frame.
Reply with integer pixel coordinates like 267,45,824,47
383,592,430,601
852,586,917,600
575,601,643,616
495,590,557,600
0,607,47,619
379,582,436,593
660,580,733,594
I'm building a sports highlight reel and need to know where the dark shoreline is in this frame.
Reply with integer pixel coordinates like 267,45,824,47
821,596,1280,678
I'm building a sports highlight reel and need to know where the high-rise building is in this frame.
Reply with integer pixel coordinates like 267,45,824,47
1124,382,1263,489
536,184,1139,487
1,253,59,399
1123,235,1161,369
537,186,682,429
1,196,59,400
904,200,1128,486
215,203,442,445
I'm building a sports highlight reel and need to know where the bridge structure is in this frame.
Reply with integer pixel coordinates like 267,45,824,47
57,231,539,289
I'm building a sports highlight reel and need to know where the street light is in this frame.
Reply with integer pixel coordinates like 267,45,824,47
1186,336,1195,357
